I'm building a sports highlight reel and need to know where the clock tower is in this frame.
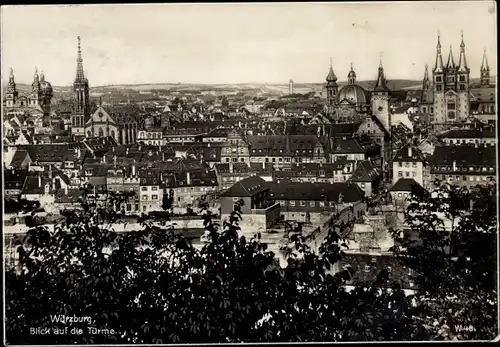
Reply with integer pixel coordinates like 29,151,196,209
371,56,391,127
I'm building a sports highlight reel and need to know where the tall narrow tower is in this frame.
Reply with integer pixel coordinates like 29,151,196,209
30,67,41,107
432,32,445,123
371,54,390,126
289,79,294,95
6,68,18,107
480,48,490,86
325,58,338,115
456,32,470,121
71,36,91,137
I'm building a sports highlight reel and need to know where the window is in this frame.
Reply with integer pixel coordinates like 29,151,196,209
371,257,377,263
289,201,295,207
448,111,455,119
143,206,146,211
405,162,410,168
397,193,402,198
436,76,442,82
364,265,370,272
279,200,285,206
459,84,465,91
300,201,306,206
459,75,465,82
309,201,315,207
447,103,456,110
398,171,403,177
436,85,442,91
142,195,148,200
126,204,131,211
405,172,410,177
319,201,325,207
151,186,158,191
398,162,402,167
412,162,417,167
412,172,416,177
141,186,147,191
360,183,366,188
152,195,158,200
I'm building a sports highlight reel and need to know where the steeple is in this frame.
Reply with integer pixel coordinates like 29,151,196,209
75,36,86,84
347,63,356,85
422,64,430,90
434,31,444,72
40,70,45,82
7,67,18,96
457,31,468,72
32,67,40,92
326,57,338,85
480,48,490,86
446,45,455,69
374,54,389,92
481,48,490,72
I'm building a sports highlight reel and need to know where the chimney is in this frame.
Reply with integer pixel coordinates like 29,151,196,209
408,146,412,158
38,175,42,188
132,165,136,176
452,160,457,171
186,171,191,185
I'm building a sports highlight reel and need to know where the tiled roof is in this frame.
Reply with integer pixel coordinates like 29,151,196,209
437,128,495,139
266,182,364,202
8,149,31,168
350,160,381,182
430,145,496,169
4,168,28,190
19,144,84,164
469,87,495,103
331,135,380,154
247,135,321,155
220,176,268,197
390,178,422,192
392,144,425,162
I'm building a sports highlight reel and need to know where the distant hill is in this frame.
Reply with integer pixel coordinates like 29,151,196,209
4,78,484,95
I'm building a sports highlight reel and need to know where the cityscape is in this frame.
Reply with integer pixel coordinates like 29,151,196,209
2,2,498,344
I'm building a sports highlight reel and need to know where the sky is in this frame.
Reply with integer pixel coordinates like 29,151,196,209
1,2,497,86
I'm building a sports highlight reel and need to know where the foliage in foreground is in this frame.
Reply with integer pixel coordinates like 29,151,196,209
5,183,497,343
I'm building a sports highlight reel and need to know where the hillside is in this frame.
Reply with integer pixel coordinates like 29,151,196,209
3,78,485,96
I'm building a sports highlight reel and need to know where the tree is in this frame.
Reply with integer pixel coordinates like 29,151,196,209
221,96,229,108
389,183,497,340
162,189,174,211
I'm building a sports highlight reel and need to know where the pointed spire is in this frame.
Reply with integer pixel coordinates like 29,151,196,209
481,48,489,71
40,70,45,82
75,36,85,83
374,56,389,92
446,45,455,68
458,32,468,71
326,58,337,84
10,67,14,78
434,31,444,72
422,64,430,90
8,67,17,94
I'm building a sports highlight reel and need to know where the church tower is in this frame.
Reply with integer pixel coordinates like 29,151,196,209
456,33,470,121
30,67,42,107
6,68,18,107
71,36,91,137
325,58,338,115
371,55,390,126
480,48,490,86
432,32,446,123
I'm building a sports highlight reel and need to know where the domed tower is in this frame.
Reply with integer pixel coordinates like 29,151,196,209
39,71,53,116
71,36,91,137
325,58,338,114
6,68,18,107
347,63,356,85
30,67,42,107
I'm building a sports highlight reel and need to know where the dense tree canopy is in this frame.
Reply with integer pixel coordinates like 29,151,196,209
5,184,497,343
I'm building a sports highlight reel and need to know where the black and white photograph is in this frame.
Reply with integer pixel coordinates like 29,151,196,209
2,1,498,344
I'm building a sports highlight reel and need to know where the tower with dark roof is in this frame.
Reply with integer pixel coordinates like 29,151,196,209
6,68,19,107
371,55,390,129
71,36,91,137
30,67,42,107
325,58,338,113
432,32,470,124
480,48,490,86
